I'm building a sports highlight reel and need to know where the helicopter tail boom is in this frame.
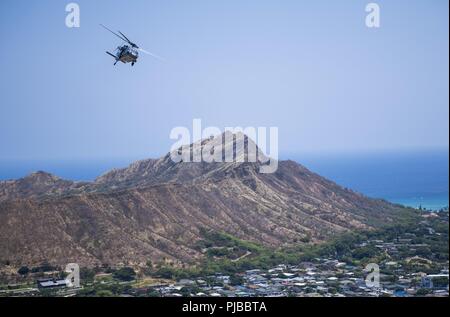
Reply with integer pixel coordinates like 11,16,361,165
106,51,119,65
106,51,117,59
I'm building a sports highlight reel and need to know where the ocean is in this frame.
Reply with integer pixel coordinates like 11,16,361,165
0,149,448,211
293,149,449,211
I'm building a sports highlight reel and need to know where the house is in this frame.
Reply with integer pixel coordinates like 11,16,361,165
385,261,398,266
177,279,195,286
37,278,68,289
216,275,230,284
245,269,261,275
421,274,449,288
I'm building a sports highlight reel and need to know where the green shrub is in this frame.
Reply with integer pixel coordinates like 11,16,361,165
113,267,136,281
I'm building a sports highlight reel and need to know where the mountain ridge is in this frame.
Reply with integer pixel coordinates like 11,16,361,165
0,133,412,268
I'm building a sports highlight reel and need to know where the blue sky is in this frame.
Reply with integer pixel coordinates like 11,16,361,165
0,0,448,160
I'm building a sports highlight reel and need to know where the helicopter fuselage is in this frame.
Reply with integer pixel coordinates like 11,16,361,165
101,25,160,67
116,45,138,64
106,45,139,66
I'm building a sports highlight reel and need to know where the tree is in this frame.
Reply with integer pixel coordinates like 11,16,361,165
80,267,95,282
95,290,114,297
229,274,244,286
153,267,176,279
146,288,160,297
432,276,449,288
352,246,377,260
113,267,136,281
416,288,431,296
180,287,191,297
18,266,30,275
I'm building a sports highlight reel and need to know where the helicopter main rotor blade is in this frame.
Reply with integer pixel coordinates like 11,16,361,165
138,48,165,61
118,31,137,48
100,24,129,43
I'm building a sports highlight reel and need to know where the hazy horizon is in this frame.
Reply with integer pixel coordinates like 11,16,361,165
1,148,448,210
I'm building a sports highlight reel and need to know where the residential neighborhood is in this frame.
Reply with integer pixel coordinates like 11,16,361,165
1,210,448,298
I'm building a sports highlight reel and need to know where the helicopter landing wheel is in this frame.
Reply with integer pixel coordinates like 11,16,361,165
131,62,135,66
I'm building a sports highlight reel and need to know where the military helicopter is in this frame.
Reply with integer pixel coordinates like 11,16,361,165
100,24,163,66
